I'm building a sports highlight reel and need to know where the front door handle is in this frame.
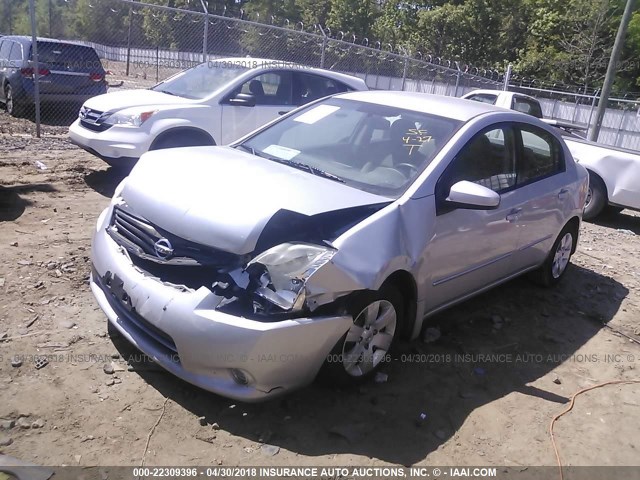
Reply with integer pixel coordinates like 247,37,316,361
506,208,522,223
558,188,569,199
278,111,290,115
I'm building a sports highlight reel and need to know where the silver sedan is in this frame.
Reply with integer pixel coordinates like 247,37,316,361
90,91,588,401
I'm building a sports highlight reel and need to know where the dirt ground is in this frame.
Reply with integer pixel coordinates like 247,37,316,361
0,109,639,472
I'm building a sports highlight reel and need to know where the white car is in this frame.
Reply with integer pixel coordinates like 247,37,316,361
462,89,640,219
68,58,367,167
91,91,588,401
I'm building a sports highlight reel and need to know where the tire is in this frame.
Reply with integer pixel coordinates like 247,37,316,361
5,85,26,118
529,223,577,287
320,285,404,385
149,130,214,151
583,173,606,220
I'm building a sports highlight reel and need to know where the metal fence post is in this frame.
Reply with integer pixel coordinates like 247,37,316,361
503,64,512,91
401,56,408,91
454,61,461,97
29,0,41,138
318,25,327,69
125,5,133,76
200,0,208,62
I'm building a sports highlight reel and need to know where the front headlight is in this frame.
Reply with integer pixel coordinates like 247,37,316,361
103,110,157,127
247,243,336,312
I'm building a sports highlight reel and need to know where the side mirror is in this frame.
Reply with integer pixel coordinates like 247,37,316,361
446,180,500,209
227,93,256,107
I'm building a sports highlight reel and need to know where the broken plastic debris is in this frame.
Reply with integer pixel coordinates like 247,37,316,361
34,160,48,171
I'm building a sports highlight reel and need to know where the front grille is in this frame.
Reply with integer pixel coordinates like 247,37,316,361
80,119,112,132
79,107,112,132
108,204,242,269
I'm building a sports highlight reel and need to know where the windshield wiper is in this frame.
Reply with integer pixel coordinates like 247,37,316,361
255,153,345,183
236,144,255,155
157,89,178,97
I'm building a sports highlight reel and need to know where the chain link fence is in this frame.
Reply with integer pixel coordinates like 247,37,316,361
0,0,502,137
3,0,640,150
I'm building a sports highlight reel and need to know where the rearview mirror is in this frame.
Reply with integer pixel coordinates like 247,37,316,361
446,180,500,209
227,93,256,107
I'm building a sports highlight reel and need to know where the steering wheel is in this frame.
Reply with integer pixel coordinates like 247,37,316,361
395,163,419,178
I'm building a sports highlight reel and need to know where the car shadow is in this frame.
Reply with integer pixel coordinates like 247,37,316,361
592,210,640,235
21,104,81,127
110,264,627,465
0,183,56,222
84,167,131,198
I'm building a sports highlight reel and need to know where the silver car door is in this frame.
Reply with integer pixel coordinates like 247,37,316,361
423,125,525,311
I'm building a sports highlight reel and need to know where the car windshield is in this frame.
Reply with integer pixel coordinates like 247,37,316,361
151,62,249,99
240,98,462,197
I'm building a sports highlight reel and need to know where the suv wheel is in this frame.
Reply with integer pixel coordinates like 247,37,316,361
5,85,25,118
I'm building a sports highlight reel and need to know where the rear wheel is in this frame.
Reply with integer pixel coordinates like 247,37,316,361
529,223,576,287
5,85,26,118
321,286,404,385
583,173,606,220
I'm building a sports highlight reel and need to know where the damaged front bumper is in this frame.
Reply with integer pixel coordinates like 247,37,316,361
90,218,353,402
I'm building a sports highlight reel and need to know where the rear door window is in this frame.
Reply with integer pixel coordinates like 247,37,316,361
9,42,23,62
0,40,11,61
517,126,565,184
293,72,351,105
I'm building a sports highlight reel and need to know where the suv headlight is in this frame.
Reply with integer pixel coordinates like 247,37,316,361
103,110,157,127
247,243,336,312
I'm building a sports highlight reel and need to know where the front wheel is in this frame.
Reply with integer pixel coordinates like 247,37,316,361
529,224,576,287
321,286,404,385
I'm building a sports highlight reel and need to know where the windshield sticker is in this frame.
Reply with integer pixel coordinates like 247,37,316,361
294,105,340,124
263,144,301,160
401,128,433,155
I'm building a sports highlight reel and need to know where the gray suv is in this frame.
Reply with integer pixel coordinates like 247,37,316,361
0,36,107,117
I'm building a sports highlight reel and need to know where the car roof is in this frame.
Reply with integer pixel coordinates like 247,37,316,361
0,35,97,48
217,57,367,89
334,90,511,121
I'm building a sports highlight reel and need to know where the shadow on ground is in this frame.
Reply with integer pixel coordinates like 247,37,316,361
17,104,81,127
110,264,627,465
84,167,131,198
0,183,56,222
592,210,640,235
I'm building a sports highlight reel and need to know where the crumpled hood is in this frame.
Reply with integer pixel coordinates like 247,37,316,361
84,89,190,112
120,146,390,255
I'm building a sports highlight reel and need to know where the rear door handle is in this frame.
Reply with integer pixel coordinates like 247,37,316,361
558,188,569,199
506,208,522,223
278,111,290,115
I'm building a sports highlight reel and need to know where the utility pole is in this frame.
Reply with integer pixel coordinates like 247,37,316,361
588,0,637,142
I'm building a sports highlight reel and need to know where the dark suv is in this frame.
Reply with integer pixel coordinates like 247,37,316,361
0,36,107,117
